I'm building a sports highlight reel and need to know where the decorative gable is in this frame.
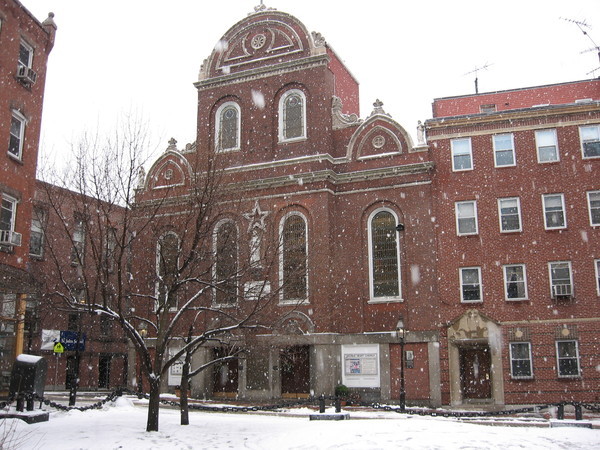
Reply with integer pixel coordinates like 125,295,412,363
202,11,316,80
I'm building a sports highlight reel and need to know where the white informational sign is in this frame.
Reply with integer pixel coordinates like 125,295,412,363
341,344,380,388
168,347,183,386
41,329,60,350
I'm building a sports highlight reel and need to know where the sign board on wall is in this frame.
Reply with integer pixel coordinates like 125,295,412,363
341,344,380,388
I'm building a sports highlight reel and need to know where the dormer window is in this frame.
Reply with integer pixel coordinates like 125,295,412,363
215,102,240,152
279,89,306,142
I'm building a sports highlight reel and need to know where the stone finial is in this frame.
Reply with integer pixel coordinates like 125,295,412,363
42,12,57,29
368,99,390,118
167,138,177,151
311,31,326,47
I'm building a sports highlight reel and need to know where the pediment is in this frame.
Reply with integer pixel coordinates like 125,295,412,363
145,152,191,191
347,115,412,161
205,11,314,79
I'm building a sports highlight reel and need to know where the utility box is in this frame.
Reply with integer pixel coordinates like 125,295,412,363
9,354,48,398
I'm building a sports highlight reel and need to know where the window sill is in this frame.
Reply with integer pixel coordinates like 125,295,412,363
278,299,309,306
557,375,582,380
506,298,529,302
500,229,522,234
278,137,307,145
457,233,479,237
7,152,24,164
544,227,567,231
510,376,534,381
460,300,483,304
368,298,403,304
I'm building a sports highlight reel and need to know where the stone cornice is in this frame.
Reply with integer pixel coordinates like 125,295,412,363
194,54,330,90
229,161,434,191
426,102,600,135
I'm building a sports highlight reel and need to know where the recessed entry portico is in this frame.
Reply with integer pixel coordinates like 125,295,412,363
447,310,504,406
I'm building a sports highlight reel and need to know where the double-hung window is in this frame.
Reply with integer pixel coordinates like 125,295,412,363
587,191,600,226
556,340,580,377
542,193,566,229
9,111,26,159
70,215,86,265
455,200,478,235
509,342,533,378
29,208,45,257
535,129,559,163
18,40,34,71
580,125,600,159
498,197,521,232
0,195,18,246
460,267,482,302
503,264,527,300
451,138,472,171
549,261,572,298
493,133,515,167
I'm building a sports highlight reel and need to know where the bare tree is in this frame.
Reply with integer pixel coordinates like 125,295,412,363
37,120,300,432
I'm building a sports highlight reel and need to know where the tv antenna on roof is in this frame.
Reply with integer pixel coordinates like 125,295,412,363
560,17,600,76
464,63,493,94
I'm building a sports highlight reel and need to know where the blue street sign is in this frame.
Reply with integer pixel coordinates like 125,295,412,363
60,331,86,351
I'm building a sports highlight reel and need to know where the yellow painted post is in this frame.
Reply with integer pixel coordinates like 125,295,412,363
14,293,27,357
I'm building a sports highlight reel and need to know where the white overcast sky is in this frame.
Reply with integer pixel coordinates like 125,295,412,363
23,0,599,165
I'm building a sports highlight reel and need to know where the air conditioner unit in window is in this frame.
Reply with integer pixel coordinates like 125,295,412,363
16,65,37,85
552,284,573,299
0,230,22,246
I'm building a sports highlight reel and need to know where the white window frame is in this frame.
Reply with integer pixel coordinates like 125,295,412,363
455,200,478,236
18,39,34,70
503,264,528,301
555,340,581,378
214,101,241,152
451,137,473,171
594,259,600,296
493,133,516,167
587,190,600,226
509,342,533,379
212,219,239,308
367,208,402,303
279,211,309,305
278,89,307,143
548,261,573,298
9,110,26,160
535,129,559,163
0,195,18,245
579,125,600,159
498,197,522,233
459,267,482,303
542,193,566,230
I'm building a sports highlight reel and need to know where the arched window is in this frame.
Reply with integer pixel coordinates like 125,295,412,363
279,89,306,142
280,213,308,303
214,220,238,306
156,232,180,309
368,209,401,301
215,102,240,152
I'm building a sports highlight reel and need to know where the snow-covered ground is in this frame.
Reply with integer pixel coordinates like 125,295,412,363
3,397,600,449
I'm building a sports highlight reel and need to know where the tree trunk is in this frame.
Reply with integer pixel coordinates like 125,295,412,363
146,380,161,432
180,351,191,425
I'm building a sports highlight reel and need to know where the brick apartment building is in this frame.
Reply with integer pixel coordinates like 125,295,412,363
426,79,600,406
0,0,55,392
29,181,129,390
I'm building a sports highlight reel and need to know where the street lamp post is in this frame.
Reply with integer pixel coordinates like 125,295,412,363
137,323,148,394
396,317,406,412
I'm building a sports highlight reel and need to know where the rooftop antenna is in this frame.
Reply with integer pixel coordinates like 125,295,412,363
560,17,600,76
464,63,493,94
